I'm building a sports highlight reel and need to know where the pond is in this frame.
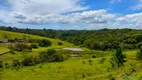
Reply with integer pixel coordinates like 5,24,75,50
62,48,84,51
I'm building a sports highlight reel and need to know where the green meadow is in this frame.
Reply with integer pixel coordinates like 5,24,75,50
1,50,142,80
0,30,142,80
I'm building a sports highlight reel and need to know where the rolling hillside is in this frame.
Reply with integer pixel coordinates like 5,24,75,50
0,30,142,80
0,30,76,63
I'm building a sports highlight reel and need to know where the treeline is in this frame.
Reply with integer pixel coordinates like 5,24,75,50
0,26,142,50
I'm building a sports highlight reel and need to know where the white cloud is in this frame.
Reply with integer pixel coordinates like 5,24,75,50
116,12,142,23
84,12,142,29
10,10,115,25
116,12,142,29
0,0,141,29
11,12,27,19
110,0,121,4
8,0,89,15
130,0,142,11
86,21,137,30
0,10,15,24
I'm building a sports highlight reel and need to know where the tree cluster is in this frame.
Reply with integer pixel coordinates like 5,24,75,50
0,26,142,50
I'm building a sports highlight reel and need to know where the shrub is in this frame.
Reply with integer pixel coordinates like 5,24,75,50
136,49,142,60
31,44,38,49
5,63,9,68
110,48,126,67
10,51,15,55
111,77,116,80
88,60,93,63
39,49,64,62
99,58,106,64
58,42,63,45
8,39,15,43
92,55,96,58
22,56,34,66
38,39,52,47
32,56,40,64
8,44,14,51
51,53,64,62
0,61,3,68
82,74,86,78
47,49,56,56
137,42,142,49
39,49,56,62
12,60,20,67
15,43,32,52
82,61,86,64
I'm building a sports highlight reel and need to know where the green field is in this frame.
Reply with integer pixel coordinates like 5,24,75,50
0,30,142,80
1,50,142,80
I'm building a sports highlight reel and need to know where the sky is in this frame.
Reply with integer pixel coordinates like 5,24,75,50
0,0,142,30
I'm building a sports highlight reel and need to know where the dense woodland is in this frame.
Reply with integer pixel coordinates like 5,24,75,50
0,26,142,50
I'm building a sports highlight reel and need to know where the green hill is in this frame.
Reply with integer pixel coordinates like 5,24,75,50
0,30,73,46
0,30,75,62
0,30,142,80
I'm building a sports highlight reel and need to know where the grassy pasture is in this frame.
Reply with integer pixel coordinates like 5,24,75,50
0,50,142,80
0,30,142,80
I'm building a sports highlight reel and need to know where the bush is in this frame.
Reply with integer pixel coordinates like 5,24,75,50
82,61,86,64
22,56,34,66
47,49,56,56
136,49,142,60
31,44,38,49
88,60,93,63
15,43,32,52
5,63,9,68
32,56,41,64
99,58,106,64
52,53,64,62
39,49,64,62
10,51,15,55
58,42,63,45
137,42,142,49
8,39,15,43
12,60,20,67
39,49,56,62
38,39,52,47
92,55,96,58
121,43,135,50
110,48,126,67
0,61,3,68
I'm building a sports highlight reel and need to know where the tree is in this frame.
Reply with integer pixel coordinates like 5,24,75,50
0,61,3,68
39,49,64,62
38,39,52,47
31,44,38,49
58,42,63,45
110,48,126,67
39,49,56,62
137,42,142,49
12,60,20,67
22,56,34,66
136,49,142,60
15,43,32,52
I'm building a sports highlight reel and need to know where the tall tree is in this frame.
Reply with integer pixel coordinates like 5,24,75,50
110,48,126,67
136,49,142,60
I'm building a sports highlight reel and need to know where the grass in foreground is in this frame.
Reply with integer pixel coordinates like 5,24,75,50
0,50,142,80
